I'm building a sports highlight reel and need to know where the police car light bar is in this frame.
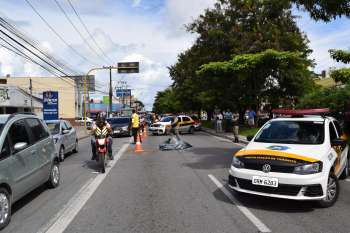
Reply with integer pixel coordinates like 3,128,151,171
272,108,330,116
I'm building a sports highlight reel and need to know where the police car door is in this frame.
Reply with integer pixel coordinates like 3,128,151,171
329,120,347,176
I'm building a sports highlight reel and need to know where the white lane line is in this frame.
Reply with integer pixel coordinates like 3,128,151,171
346,179,350,182
40,143,129,233
208,174,271,233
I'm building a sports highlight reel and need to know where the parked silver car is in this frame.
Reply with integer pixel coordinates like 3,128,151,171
0,113,60,230
46,120,78,162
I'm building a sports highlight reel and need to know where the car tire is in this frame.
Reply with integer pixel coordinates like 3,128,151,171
72,140,78,153
47,161,60,189
0,187,11,230
340,153,350,179
318,172,339,208
59,146,65,162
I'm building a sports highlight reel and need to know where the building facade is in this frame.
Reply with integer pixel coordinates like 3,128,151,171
5,77,78,119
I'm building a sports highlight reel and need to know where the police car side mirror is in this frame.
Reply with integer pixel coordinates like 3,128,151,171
331,138,347,147
246,135,254,142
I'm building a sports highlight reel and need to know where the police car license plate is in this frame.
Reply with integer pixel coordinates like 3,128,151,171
252,176,278,188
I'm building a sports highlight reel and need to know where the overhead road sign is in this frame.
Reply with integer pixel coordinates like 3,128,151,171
116,89,131,97
117,62,139,73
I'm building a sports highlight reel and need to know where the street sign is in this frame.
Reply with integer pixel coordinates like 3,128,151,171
116,89,131,97
43,91,59,121
117,62,139,73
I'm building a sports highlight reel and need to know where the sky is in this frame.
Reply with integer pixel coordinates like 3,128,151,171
0,0,349,110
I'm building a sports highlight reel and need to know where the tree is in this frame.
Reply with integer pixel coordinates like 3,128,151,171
292,0,350,22
197,49,314,111
152,88,181,114
168,0,312,114
328,49,350,84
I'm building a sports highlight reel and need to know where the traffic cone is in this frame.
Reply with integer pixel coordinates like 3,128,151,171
143,126,148,138
134,132,144,153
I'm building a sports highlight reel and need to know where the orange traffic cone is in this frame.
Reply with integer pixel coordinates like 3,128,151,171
134,132,144,153
143,126,148,138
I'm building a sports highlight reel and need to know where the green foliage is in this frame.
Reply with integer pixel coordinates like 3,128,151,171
293,0,350,22
329,49,350,64
197,49,314,110
166,0,312,113
330,68,350,84
298,84,350,112
152,88,181,114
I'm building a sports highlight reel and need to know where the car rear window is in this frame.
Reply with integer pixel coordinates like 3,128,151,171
107,118,130,125
47,122,60,135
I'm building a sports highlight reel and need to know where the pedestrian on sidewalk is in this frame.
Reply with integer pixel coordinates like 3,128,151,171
216,112,223,133
232,111,239,143
131,109,141,144
224,109,233,132
247,108,256,128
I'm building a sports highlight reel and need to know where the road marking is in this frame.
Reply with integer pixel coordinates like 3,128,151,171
39,143,130,233
208,174,271,233
346,179,350,182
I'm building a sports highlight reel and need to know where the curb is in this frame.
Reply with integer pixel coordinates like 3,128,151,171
201,127,248,145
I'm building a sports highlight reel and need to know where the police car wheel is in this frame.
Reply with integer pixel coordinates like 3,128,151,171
318,173,339,208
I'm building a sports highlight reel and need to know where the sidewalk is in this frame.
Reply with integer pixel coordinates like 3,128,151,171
75,126,90,140
201,127,248,144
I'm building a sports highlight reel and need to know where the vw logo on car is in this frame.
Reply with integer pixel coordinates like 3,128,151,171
262,164,271,173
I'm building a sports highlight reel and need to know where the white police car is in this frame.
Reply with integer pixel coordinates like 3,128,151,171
229,109,349,207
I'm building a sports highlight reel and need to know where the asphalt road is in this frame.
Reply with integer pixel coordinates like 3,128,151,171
4,132,350,233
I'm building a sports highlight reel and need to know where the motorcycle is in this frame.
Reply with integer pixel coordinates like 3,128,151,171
94,126,109,173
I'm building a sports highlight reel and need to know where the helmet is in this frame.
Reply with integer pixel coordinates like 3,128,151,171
96,112,107,127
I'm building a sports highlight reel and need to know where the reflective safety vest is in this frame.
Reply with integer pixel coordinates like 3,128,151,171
132,113,139,128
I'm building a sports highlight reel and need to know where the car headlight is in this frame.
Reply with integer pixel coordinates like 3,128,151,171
122,126,128,130
232,156,244,168
294,162,322,175
54,138,58,144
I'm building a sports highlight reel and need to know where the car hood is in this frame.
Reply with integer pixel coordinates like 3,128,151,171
236,142,327,162
152,122,170,126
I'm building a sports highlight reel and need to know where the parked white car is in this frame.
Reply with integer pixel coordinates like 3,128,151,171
229,115,349,207
149,116,174,135
75,117,93,129
46,120,78,161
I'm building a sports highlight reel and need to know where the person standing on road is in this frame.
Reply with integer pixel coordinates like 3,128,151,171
232,111,239,143
216,112,223,133
131,109,141,144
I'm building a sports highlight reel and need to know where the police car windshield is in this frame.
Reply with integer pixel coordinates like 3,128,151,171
254,121,325,144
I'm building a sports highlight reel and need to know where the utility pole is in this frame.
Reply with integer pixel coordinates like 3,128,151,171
87,76,91,117
109,66,113,117
29,78,33,112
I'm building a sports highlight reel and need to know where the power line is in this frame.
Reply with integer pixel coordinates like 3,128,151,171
24,0,98,66
0,28,70,76
66,0,114,64
53,0,110,65
0,42,63,77
0,17,80,76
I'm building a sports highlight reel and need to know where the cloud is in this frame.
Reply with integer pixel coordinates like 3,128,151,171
162,0,216,36
132,0,142,8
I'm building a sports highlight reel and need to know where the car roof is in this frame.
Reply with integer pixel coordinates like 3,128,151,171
270,116,334,122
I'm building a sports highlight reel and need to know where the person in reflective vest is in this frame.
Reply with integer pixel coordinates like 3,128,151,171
131,109,141,144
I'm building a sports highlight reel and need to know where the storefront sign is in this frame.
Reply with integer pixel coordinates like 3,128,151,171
43,91,59,120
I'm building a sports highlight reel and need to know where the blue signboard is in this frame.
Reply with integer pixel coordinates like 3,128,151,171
116,89,131,97
43,91,59,121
